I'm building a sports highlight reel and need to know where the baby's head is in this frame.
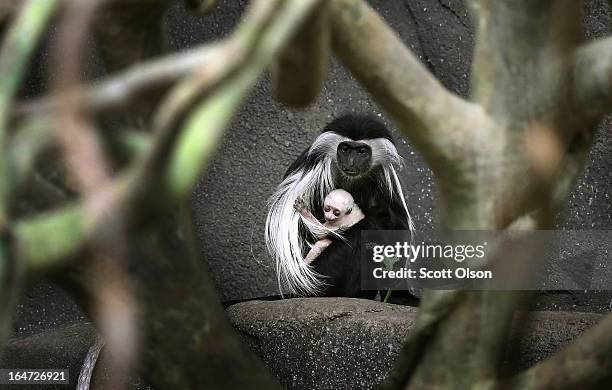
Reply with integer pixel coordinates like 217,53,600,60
323,189,355,222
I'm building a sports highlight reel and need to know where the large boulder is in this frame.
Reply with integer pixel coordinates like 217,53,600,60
0,323,96,389
0,322,150,390
226,298,603,390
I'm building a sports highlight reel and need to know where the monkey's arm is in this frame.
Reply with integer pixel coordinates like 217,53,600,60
304,238,332,264
294,203,318,225
294,197,330,239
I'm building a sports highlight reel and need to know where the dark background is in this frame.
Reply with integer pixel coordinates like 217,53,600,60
11,0,612,338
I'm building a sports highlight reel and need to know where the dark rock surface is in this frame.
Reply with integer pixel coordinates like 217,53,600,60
0,323,152,390
226,298,603,390
0,323,96,389
508,310,603,372
11,282,86,339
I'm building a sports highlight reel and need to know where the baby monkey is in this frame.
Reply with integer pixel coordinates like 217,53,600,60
294,189,365,264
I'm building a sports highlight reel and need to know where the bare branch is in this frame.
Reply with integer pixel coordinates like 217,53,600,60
329,0,486,171
8,119,54,186
14,43,222,121
0,0,60,223
0,1,23,27
52,0,112,195
52,3,138,387
574,36,612,123
381,290,463,389
0,0,60,349
15,204,89,271
93,0,172,73
271,2,330,107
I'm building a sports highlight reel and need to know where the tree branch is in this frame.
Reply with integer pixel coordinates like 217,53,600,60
8,119,54,186
52,2,140,387
574,36,612,123
0,1,23,27
14,43,223,123
93,0,172,73
329,0,487,172
17,2,324,381
53,0,113,195
0,0,60,349
381,290,463,389
0,0,60,223
11,11,326,385
271,2,329,107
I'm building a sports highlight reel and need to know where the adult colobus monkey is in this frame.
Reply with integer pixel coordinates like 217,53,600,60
265,114,414,297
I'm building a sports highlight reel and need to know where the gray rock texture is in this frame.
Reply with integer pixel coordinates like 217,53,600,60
0,323,151,390
227,298,418,389
509,310,604,372
226,298,603,390
0,323,96,389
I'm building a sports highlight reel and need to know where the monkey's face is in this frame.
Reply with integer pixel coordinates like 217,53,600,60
323,198,346,222
336,141,372,177
323,191,353,222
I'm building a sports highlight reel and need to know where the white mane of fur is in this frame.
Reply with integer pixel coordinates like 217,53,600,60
264,132,414,296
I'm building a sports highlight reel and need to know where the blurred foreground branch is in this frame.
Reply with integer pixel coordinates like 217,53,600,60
4,0,323,388
14,44,222,121
0,0,61,349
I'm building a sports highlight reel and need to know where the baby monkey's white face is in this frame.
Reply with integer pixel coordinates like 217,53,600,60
323,189,354,222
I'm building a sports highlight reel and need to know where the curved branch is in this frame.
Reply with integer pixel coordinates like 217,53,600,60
329,0,487,171
52,0,112,195
52,2,140,388
14,43,222,122
0,1,24,27
0,0,60,223
574,36,612,123
92,0,172,73
271,2,330,107
381,290,463,389
0,0,59,349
